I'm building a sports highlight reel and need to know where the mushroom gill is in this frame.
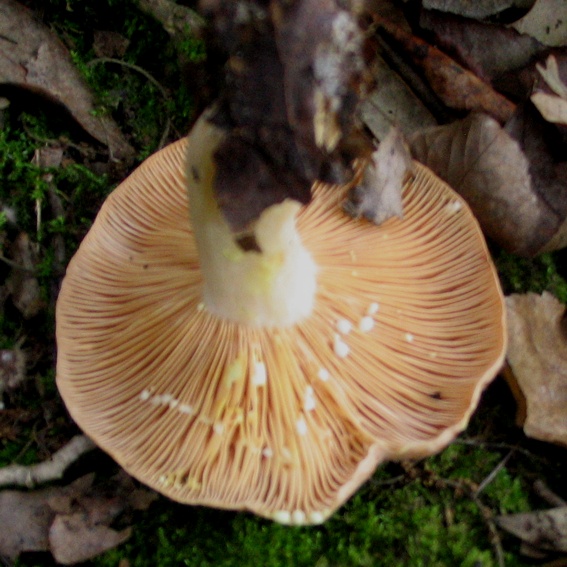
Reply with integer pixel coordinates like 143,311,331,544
56,121,506,524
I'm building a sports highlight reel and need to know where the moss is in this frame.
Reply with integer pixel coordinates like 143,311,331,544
495,248,567,301
87,438,533,567
3,3,566,567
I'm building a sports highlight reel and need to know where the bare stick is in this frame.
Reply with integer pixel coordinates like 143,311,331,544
0,435,96,488
475,450,514,496
86,57,172,149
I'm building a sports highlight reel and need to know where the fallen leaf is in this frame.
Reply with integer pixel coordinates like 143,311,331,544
0,472,155,563
422,0,531,20
374,15,517,124
410,110,567,256
504,292,567,447
497,506,567,553
0,475,91,560
343,127,413,224
0,491,52,559
0,0,134,162
419,9,547,90
511,0,567,46
410,113,540,255
49,514,132,565
360,54,437,141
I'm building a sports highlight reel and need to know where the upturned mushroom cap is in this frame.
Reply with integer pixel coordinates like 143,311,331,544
56,136,506,524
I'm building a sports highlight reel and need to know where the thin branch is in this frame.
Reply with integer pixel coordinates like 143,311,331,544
86,57,172,149
443,478,506,567
475,450,514,496
0,435,96,489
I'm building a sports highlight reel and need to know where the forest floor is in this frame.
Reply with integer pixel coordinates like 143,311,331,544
1,1,567,566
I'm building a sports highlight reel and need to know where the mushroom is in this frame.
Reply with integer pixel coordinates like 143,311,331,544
56,112,506,525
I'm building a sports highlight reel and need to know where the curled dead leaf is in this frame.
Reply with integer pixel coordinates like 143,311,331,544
0,471,155,563
419,8,547,91
374,15,517,124
505,292,567,447
497,506,567,554
49,515,132,565
410,111,567,256
511,0,567,46
0,489,53,559
422,0,533,20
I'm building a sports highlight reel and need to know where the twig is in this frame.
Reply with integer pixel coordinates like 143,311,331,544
404,454,511,567
443,478,506,567
471,490,506,567
0,435,96,489
86,57,172,149
454,438,541,460
475,450,514,496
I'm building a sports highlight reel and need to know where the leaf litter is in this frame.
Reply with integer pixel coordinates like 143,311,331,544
0,0,134,163
0,471,156,564
1,0,567,564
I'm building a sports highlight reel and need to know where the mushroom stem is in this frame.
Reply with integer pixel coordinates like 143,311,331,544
186,113,317,327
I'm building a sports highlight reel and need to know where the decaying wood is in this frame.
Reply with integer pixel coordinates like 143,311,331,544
198,0,376,232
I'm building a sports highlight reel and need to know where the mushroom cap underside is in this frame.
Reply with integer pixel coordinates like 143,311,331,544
56,137,506,524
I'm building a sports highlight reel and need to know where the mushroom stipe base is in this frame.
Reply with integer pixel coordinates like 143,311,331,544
56,123,506,525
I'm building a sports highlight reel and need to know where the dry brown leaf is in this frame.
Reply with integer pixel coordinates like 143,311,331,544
422,0,532,20
49,514,132,565
0,0,134,162
419,9,547,89
511,0,567,46
375,15,517,124
410,111,567,256
497,506,567,553
505,292,567,447
360,54,437,141
410,113,543,254
0,490,53,559
343,127,413,224
0,472,155,563
0,475,92,560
